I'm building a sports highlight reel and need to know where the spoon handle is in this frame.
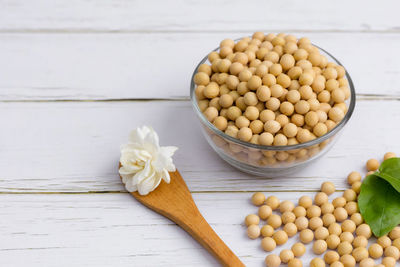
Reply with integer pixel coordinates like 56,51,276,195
129,169,244,266
177,210,245,267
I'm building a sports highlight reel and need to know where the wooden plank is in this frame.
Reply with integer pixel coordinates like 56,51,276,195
0,99,398,193
0,0,399,32
0,32,399,101
0,191,371,266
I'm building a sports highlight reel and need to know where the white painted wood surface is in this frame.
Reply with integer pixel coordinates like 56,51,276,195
0,32,400,100
1,99,399,193
0,0,399,32
1,0,400,266
0,192,384,267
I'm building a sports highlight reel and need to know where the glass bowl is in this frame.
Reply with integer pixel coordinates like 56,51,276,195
190,44,355,176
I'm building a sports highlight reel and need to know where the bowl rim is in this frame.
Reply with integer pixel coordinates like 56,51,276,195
190,42,356,151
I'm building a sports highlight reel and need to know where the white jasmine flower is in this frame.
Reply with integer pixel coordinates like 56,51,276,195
119,126,178,195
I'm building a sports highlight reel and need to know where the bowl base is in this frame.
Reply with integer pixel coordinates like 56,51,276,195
214,145,332,177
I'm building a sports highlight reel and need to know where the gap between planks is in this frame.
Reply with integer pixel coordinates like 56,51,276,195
0,190,349,195
1,29,400,34
0,94,398,103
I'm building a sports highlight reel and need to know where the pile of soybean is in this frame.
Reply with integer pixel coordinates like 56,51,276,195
194,32,351,146
244,152,400,267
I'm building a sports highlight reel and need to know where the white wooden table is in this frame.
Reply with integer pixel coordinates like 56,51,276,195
1,1,400,266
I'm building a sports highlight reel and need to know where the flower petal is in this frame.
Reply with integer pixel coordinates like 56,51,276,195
143,126,160,148
137,171,161,195
129,126,151,145
125,177,138,192
162,169,171,184
120,173,133,184
152,146,178,172
160,146,178,158
132,169,146,185
119,166,136,175
119,156,143,173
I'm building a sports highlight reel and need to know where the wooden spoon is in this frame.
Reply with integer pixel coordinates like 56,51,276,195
120,167,245,267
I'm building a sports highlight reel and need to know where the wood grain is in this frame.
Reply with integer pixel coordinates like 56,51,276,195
0,32,400,100
1,1,400,266
0,191,358,267
0,0,399,32
0,99,399,193
128,170,244,266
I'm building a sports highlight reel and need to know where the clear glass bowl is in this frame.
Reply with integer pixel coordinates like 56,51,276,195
190,45,356,175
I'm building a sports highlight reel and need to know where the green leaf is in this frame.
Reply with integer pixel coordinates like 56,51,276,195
376,157,400,193
379,157,400,174
358,174,400,237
